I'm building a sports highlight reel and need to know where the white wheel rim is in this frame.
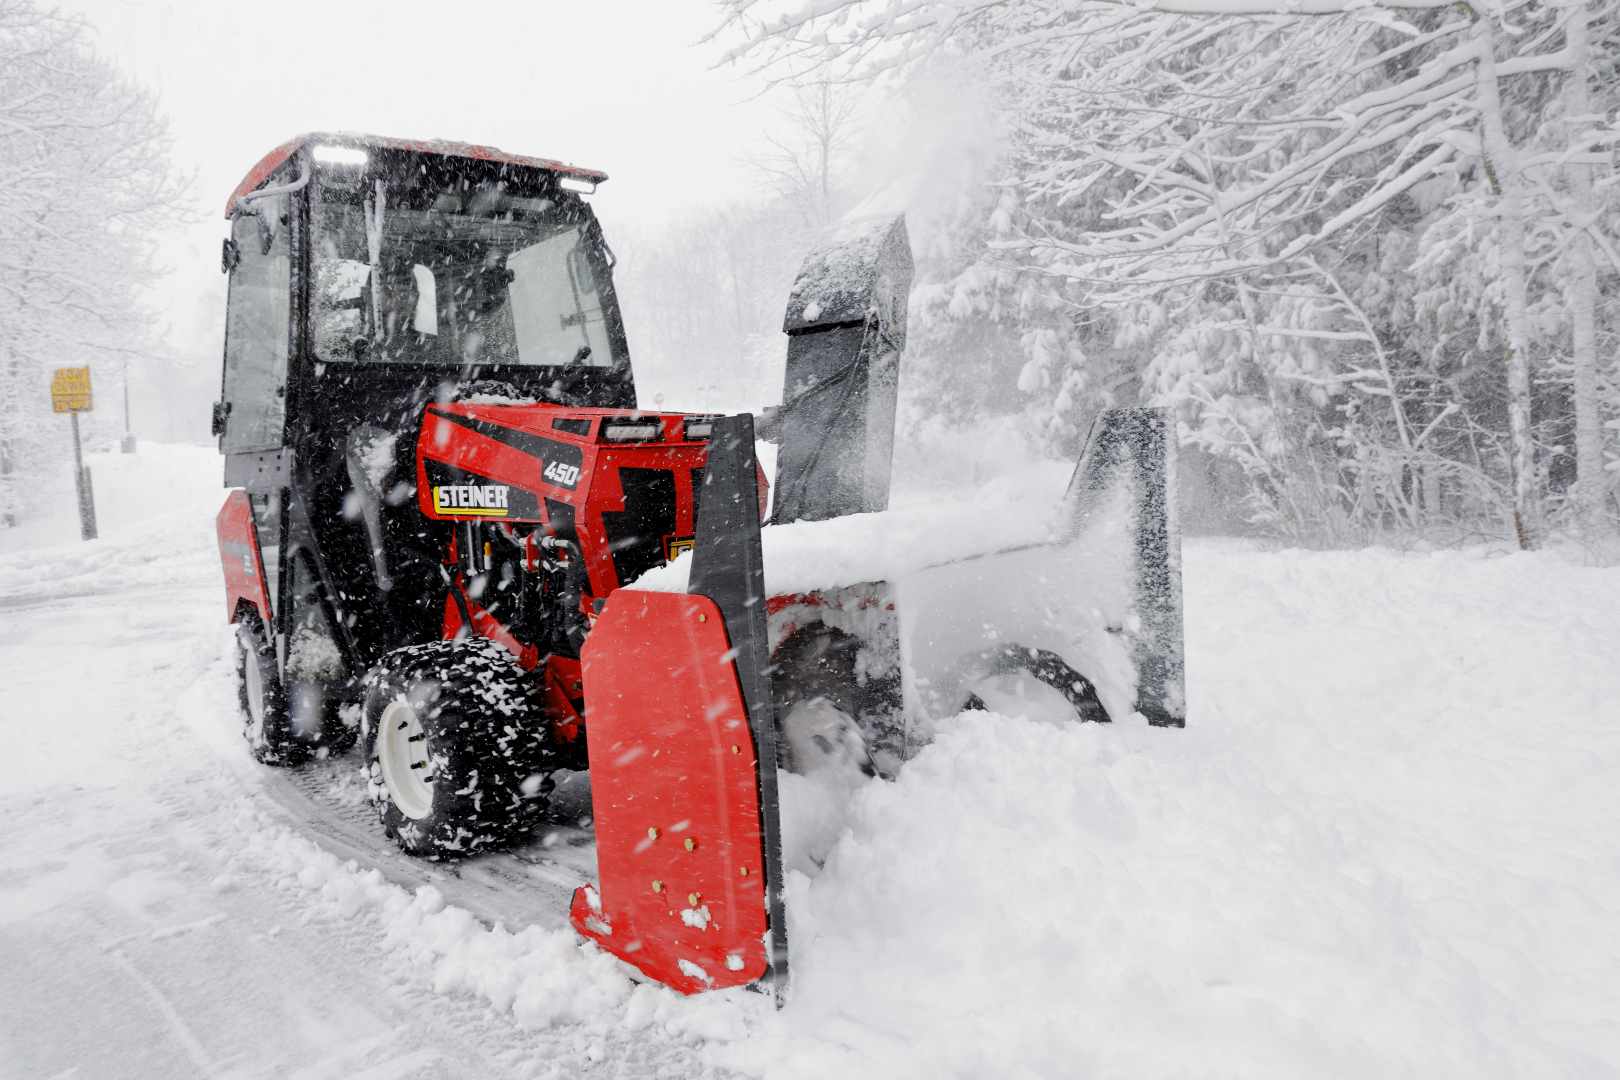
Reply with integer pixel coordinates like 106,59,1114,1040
243,639,267,739
378,698,435,819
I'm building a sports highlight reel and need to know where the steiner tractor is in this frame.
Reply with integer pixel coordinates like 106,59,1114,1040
213,133,1185,998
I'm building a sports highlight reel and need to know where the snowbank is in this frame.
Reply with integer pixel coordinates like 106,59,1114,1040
711,542,1620,1077
0,441,221,598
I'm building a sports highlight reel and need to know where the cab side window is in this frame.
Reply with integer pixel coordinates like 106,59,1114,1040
222,188,291,452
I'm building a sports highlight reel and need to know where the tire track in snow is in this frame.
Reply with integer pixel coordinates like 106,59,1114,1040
0,444,743,1080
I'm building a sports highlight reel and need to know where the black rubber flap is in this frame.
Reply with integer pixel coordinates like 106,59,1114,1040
688,413,791,1002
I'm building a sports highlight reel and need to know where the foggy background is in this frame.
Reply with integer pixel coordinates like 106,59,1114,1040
47,0,818,444
6,0,1618,548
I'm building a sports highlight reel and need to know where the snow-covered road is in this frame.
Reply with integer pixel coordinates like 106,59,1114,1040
3,443,1618,1078
0,447,724,1079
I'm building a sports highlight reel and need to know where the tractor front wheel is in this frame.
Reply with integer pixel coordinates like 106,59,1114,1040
360,638,553,858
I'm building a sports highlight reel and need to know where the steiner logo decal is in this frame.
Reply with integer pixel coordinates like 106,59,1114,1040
432,484,511,517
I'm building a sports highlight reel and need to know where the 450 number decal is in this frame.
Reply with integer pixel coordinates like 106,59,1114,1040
544,460,581,488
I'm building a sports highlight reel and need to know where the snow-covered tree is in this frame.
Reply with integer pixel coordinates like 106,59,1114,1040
752,80,866,229
617,78,874,412
0,0,184,527
714,0,1620,546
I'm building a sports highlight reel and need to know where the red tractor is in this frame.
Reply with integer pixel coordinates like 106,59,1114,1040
213,133,1185,998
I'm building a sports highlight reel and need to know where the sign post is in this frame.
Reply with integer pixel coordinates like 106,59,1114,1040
50,366,97,541
121,356,137,454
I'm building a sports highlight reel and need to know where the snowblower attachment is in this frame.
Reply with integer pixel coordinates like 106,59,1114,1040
571,415,789,998
897,408,1185,730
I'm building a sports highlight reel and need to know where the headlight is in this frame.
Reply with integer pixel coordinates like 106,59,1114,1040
682,418,716,440
601,420,661,442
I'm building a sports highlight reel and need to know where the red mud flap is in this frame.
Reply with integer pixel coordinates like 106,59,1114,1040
217,489,271,624
572,414,789,999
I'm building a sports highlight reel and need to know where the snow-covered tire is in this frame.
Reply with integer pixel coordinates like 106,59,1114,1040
360,638,553,858
236,612,306,767
771,627,887,778
282,612,358,758
960,644,1110,724
235,611,357,765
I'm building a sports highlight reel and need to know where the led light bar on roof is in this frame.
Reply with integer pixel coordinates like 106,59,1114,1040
312,144,368,167
559,175,597,195
227,134,610,216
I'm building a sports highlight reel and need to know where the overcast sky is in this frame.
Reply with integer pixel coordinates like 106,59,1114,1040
57,0,783,438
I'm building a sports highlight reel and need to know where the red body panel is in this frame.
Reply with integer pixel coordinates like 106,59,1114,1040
541,655,586,746
421,402,767,779
570,590,771,994
216,490,271,624
417,404,712,599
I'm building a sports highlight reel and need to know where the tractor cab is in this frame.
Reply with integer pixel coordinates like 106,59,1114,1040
215,134,632,458
214,133,638,737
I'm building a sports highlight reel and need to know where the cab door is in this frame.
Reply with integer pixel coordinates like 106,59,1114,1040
218,181,293,455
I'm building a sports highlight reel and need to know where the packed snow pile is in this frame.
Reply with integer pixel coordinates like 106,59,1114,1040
633,457,1073,596
717,542,1620,1078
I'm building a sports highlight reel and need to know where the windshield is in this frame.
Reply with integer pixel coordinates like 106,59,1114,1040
312,157,615,368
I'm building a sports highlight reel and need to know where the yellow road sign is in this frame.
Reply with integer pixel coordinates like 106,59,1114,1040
51,366,93,413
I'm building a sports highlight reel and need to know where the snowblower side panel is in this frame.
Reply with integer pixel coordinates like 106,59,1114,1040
1060,407,1185,727
217,489,272,624
571,590,772,993
897,407,1186,729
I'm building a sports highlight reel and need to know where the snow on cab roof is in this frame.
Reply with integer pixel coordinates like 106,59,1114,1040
225,132,608,216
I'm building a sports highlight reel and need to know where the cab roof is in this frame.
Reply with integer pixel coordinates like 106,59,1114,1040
225,132,609,217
